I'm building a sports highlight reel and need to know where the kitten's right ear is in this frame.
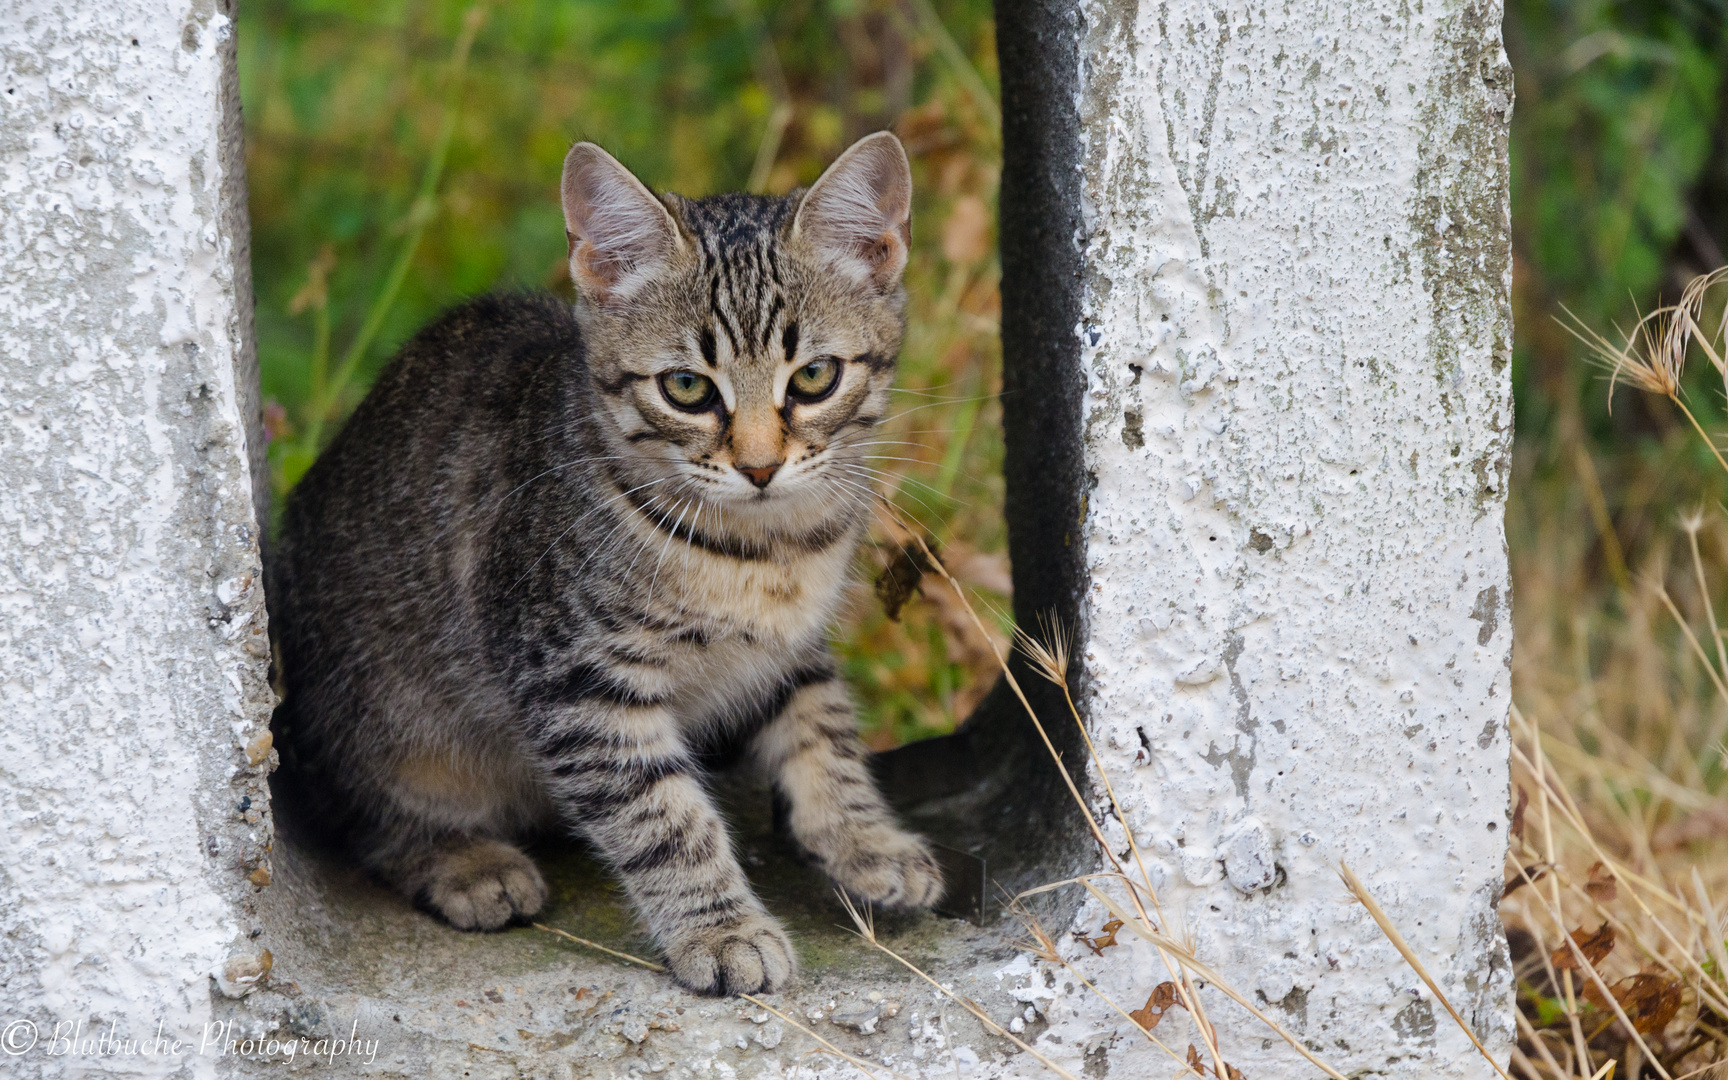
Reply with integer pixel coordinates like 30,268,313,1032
561,142,684,304
791,131,912,292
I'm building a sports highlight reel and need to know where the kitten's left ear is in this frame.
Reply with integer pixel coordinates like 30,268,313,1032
791,131,912,291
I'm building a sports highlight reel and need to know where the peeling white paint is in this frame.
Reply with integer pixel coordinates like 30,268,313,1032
0,2,275,1075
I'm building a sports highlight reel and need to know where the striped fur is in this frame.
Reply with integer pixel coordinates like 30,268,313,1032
268,134,940,996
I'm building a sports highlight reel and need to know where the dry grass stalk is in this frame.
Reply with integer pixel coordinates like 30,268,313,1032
834,891,1084,1080
1336,862,1518,1080
1503,702,1728,1077
532,921,668,971
1003,898,1196,1071
1070,876,1351,1080
1008,611,1238,1070
897,524,1249,1074
1514,703,1728,1015
1508,283,1728,1076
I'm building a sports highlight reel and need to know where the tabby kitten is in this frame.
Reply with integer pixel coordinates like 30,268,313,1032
268,133,943,995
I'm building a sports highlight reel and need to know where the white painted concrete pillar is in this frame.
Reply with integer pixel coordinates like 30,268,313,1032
1047,0,1515,1075
0,0,276,1073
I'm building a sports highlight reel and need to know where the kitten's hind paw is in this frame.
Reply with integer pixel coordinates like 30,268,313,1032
664,913,795,996
415,839,548,931
824,827,944,911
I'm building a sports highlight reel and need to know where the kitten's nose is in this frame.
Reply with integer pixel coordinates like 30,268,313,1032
737,462,782,489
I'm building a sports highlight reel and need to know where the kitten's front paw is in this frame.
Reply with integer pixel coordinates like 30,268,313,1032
824,827,944,910
664,913,795,996
417,839,547,931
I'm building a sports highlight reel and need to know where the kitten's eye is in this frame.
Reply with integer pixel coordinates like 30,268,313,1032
788,357,840,401
659,370,716,410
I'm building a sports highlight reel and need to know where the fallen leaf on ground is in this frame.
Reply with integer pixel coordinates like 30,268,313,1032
1612,974,1683,1034
1584,861,1618,903
1552,922,1615,971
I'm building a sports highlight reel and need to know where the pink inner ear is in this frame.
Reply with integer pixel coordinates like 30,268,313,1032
573,242,618,291
865,228,909,287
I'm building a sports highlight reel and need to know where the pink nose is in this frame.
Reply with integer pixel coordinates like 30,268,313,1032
737,463,781,489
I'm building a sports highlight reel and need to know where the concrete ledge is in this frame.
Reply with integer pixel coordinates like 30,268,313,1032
242,780,1043,1078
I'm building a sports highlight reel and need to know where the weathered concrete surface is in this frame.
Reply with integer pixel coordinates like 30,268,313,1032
1058,0,1517,1076
0,1,276,1075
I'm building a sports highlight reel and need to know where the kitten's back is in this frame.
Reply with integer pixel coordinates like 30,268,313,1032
269,293,588,836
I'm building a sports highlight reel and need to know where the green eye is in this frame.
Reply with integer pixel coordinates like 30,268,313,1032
788,357,840,400
659,370,716,410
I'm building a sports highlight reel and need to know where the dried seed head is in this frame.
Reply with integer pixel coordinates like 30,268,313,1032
1014,612,1072,686
1563,268,1728,412
1559,301,1678,404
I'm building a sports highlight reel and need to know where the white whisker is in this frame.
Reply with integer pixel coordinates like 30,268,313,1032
497,455,628,504
646,497,695,606
510,476,671,593
830,462,954,515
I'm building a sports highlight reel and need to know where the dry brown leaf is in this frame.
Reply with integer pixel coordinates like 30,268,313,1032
1127,981,1183,1032
874,537,934,620
1582,972,1684,1036
1613,974,1684,1034
1551,922,1615,970
1581,976,1611,1011
1075,918,1123,957
1511,786,1528,841
1584,861,1618,903
1178,1044,1241,1079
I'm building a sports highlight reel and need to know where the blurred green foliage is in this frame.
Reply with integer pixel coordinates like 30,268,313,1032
241,0,1008,747
242,0,1728,745
1508,0,1727,474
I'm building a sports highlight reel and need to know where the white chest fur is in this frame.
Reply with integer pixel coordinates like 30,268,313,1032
662,533,857,720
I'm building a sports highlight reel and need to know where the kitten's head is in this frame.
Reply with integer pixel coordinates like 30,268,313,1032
560,134,910,531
